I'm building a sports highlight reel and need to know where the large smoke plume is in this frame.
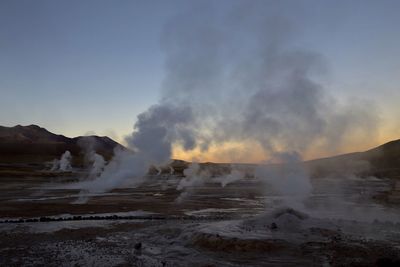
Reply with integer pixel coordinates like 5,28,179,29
76,2,379,203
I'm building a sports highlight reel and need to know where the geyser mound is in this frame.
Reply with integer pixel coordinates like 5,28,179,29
243,207,310,233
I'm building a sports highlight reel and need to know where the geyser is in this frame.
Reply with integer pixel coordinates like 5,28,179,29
74,2,379,207
51,151,72,172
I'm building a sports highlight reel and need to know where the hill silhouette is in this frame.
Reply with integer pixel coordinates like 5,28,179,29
306,139,400,178
1,124,399,178
0,125,124,164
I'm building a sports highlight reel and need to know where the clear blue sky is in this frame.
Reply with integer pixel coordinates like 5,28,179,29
1,0,400,143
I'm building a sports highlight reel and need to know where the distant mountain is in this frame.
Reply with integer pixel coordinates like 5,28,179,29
306,139,400,178
0,125,125,164
164,139,400,178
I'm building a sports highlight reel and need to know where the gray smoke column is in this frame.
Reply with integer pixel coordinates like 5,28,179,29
75,105,197,194
77,136,106,179
214,169,245,188
79,2,379,197
75,149,145,193
255,152,312,210
88,152,106,178
155,3,379,158
176,163,246,202
51,151,72,172
126,105,196,164
175,163,205,203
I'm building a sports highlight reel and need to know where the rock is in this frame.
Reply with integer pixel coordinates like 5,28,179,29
134,242,142,250
270,222,278,230
376,257,400,267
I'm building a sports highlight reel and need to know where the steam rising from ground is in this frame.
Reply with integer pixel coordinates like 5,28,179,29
175,163,247,203
88,153,106,178
255,152,311,210
176,163,204,203
214,169,245,188
51,151,72,172
77,137,106,179
73,2,380,207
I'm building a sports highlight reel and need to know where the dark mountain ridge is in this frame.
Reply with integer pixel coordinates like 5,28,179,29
306,139,400,178
0,125,124,164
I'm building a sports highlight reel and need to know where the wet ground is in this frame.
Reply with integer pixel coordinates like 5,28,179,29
1,165,400,266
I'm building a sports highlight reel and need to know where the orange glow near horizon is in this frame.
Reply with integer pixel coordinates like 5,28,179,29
171,129,399,163
172,141,267,164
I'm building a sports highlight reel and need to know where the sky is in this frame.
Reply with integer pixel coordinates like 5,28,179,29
1,0,400,161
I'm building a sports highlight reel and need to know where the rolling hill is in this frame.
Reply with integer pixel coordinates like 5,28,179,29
0,124,399,179
306,139,400,178
0,125,124,164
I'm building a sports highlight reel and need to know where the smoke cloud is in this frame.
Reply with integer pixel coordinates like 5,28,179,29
77,136,106,179
76,2,379,202
175,163,246,203
255,152,312,210
214,169,245,188
176,163,205,203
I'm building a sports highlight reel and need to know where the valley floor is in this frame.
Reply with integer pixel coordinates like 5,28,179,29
1,164,400,266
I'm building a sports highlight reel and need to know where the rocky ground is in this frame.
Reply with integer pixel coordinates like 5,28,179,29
1,164,400,266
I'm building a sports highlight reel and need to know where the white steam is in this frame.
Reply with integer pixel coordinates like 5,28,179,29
51,151,72,172
213,169,245,188
176,163,246,202
176,163,205,203
255,152,312,210
72,2,380,207
76,136,107,179
77,149,147,193
88,152,106,179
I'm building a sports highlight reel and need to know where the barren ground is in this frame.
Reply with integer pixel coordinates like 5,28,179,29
1,164,400,266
